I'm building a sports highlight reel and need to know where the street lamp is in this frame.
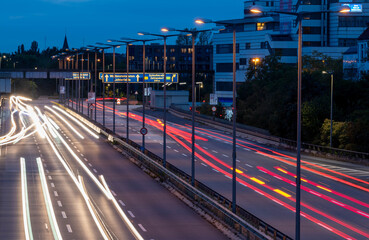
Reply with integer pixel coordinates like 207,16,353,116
160,27,217,186
249,5,350,240
120,37,160,152
322,71,334,148
137,31,179,168
107,39,139,142
89,45,109,126
196,17,247,213
97,42,122,133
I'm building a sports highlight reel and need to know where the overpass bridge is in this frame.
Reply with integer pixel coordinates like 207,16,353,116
0,69,90,94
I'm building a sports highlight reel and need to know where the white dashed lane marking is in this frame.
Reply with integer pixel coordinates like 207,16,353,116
61,211,67,218
57,201,62,207
66,224,72,233
138,224,147,232
119,200,125,207
128,211,135,218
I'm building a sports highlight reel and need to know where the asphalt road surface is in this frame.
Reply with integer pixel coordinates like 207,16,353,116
66,99,369,240
0,97,226,240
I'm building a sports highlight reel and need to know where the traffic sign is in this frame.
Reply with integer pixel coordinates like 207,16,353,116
87,92,95,103
210,93,218,105
140,127,148,135
99,72,179,83
212,106,217,112
117,98,121,105
66,72,91,80
60,86,65,94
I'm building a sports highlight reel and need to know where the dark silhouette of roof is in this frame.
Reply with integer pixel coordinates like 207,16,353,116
358,26,369,41
62,35,69,50
343,46,357,55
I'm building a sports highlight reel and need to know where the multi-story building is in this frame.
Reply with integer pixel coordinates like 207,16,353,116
128,44,213,87
213,0,369,102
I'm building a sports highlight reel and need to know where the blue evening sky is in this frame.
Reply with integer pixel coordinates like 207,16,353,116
0,0,243,53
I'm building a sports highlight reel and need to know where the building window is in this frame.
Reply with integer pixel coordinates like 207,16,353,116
216,82,233,91
302,41,321,47
266,1,269,6
339,38,357,47
181,48,187,53
303,13,322,20
216,63,239,72
273,48,297,56
303,27,321,34
240,58,247,65
271,1,274,6
216,44,239,54
170,48,175,53
260,41,268,49
339,16,369,27
302,0,321,5
170,57,176,61
257,22,266,31
246,43,251,49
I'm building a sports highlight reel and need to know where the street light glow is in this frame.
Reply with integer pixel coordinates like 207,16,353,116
161,28,169,32
250,8,262,14
195,19,205,24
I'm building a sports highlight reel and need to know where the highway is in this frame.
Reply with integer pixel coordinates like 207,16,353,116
0,97,225,240
69,99,369,240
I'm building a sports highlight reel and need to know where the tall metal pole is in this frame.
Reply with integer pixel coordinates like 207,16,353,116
296,18,302,240
113,46,116,133
191,34,196,186
94,51,97,121
231,28,237,213
102,49,106,127
142,41,146,152
126,44,130,142
163,36,167,167
75,53,79,111
80,53,83,113
330,73,333,148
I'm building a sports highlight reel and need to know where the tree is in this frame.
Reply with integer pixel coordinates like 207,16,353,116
197,31,212,45
30,41,39,54
176,28,197,45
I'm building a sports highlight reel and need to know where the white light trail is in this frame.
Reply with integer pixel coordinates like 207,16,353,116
44,106,84,139
52,106,99,139
21,157,34,240
36,157,63,240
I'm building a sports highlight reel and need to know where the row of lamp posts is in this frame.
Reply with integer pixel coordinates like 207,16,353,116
55,6,349,239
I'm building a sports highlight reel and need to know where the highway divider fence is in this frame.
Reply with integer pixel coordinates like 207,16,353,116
56,102,292,240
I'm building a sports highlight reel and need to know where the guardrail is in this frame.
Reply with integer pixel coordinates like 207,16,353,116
169,106,280,143
169,106,369,163
57,103,292,240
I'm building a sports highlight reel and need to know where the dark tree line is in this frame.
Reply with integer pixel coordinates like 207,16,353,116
237,52,369,153
1,41,61,98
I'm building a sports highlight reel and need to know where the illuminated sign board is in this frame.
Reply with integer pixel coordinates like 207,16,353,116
99,72,179,83
342,3,362,12
65,72,91,80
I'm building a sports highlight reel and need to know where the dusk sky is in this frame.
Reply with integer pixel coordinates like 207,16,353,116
1,0,243,53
